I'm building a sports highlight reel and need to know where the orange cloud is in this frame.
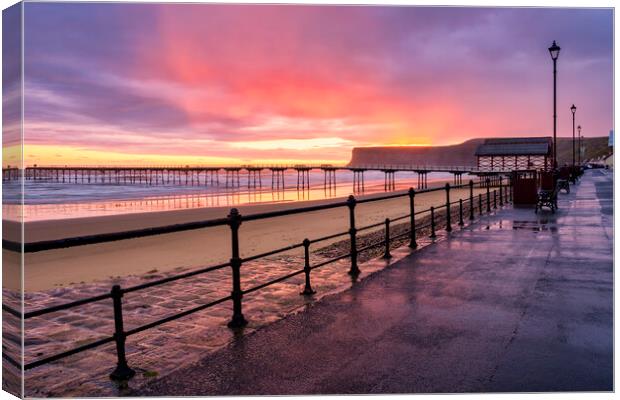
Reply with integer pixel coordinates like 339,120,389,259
21,4,612,166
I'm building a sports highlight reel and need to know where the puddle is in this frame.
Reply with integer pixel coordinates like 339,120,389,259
512,220,558,233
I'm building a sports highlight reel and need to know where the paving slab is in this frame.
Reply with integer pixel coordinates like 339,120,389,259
138,169,613,395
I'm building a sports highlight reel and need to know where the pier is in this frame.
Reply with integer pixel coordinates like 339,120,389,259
3,164,510,192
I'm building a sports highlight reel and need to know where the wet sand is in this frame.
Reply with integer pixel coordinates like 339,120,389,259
5,187,485,291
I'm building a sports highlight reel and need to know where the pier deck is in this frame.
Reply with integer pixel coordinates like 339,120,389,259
139,169,612,395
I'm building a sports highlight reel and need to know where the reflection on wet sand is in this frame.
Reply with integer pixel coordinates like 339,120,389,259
9,175,463,222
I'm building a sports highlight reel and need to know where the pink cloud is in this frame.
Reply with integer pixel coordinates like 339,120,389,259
22,4,613,164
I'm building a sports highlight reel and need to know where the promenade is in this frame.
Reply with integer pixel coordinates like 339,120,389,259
139,169,613,395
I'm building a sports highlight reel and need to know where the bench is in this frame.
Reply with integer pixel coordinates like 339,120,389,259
557,167,571,193
557,178,570,194
535,171,559,213
535,188,558,213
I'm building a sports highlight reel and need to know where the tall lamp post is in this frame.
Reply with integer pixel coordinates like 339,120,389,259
578,125,582,165
571,104,577,166
549,41,561,169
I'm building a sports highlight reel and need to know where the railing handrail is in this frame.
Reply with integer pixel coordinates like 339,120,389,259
3,195,473,319
3,177,513,379
3,182,472,253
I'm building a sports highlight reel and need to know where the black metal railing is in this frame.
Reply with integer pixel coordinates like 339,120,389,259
2,178,512,380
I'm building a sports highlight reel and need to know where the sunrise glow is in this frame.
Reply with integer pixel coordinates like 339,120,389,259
8,4,613,166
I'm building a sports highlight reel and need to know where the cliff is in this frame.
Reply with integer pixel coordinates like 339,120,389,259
348,139,484,166
556,136,610,165
349,137,610,167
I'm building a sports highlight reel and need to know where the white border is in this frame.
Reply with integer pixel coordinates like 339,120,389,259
0,2,615,400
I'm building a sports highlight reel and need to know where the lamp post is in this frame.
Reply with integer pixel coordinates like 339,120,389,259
549,41,561,169
578,125,582,165
571,104,576,166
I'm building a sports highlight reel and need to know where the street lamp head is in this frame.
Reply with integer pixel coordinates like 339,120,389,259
571,104,577,114
578,125,582,134
548,40,561,60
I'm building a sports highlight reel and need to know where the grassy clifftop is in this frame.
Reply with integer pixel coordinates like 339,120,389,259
556,136,611,165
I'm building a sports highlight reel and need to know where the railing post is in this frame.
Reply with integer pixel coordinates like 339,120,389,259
110,285,135,381
486,178,491,212
493,189,497,209
301,239,315,295
429,206,436,239
227,208,248,328
383,218,392,259
479,193,483,216
499,176,504,206
445,183,452,232
459,199,464,227
408,188,417,249
469,180,475,221
347,195,360,276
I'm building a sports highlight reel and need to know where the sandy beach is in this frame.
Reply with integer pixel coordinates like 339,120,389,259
5,186,488,292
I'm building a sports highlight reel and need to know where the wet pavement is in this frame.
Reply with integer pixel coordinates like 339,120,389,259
138,169,613,395
11,188,475,397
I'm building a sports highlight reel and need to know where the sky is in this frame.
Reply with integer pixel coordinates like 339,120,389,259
12,3,615,165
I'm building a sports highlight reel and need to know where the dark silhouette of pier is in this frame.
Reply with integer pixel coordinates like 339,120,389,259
3,164,510,193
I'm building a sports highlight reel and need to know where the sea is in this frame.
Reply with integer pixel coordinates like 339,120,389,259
3,170,470,222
